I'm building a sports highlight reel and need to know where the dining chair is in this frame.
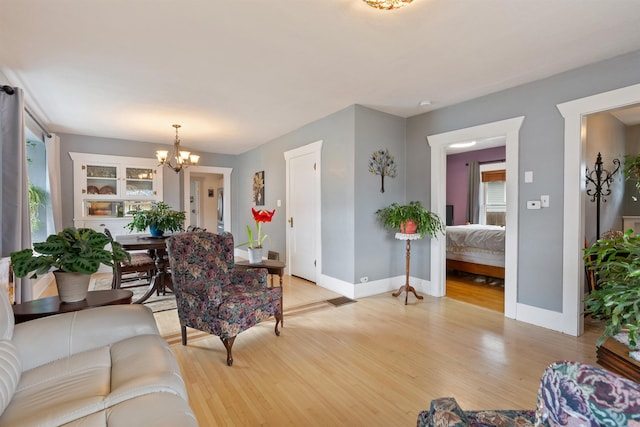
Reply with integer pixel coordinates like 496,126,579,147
104,228,156,290
166,231,283,366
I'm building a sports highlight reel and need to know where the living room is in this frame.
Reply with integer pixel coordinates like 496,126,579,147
2,1,640,425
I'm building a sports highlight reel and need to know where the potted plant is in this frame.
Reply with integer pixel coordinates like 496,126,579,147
10,227,130,302
126,201,186,236
583,230,640,347
375,201,445,238
237,208,275,264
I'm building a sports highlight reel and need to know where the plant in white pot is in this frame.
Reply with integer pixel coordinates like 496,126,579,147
237,208,276,264
10,227,130,302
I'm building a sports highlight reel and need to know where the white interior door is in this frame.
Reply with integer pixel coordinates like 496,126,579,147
285,141,322,283
189,179,200,227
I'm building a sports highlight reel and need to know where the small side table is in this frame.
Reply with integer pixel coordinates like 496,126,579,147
392,233,424,305
13,289,133,323
235,259,286,287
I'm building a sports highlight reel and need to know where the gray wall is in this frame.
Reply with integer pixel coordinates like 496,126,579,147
233,106,357,283
624,124,640,216
58,133,235,228
585,113,626,244
406,49,640,311
354,106,406,283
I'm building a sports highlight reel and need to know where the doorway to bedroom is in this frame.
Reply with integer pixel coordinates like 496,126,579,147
445,141,506,313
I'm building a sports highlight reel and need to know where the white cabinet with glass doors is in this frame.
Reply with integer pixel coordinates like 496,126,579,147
70,152,163,236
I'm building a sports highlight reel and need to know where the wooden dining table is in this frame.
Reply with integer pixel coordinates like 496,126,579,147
115,234,174,304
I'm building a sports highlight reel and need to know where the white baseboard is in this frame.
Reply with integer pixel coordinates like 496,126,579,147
317,274,435,300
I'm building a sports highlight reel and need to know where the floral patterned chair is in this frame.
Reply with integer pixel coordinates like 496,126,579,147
417,360,640,426
166,231,283,366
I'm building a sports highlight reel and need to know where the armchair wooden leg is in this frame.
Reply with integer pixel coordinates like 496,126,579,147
274,313,282,336
221,336,235,366
181,326,187,345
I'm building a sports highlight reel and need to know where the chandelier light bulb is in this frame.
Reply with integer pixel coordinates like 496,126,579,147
363,0,413,10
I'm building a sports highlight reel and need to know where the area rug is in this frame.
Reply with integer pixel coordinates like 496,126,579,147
89,274,177,313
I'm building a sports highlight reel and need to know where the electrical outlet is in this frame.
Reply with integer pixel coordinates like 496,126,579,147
360,276,369,283
527,200,541,210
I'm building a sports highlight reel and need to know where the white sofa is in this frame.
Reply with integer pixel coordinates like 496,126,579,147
0,288,198,426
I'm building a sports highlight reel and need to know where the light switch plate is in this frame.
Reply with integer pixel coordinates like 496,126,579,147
541,195,550,208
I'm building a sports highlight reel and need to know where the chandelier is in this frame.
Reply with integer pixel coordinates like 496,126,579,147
156,124,200,173
363,0,413,10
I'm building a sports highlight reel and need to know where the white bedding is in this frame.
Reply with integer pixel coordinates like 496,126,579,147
446,224,505,268
446,224,505,252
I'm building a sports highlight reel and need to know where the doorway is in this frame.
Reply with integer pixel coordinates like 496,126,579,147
284,141,322,283
182,166,232,234
445,144,507,312
558,82,640,336
428,116,524,320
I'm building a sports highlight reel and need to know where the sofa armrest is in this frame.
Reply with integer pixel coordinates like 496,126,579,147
13,304,159,371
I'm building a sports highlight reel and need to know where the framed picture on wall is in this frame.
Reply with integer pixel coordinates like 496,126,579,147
253,171,265,206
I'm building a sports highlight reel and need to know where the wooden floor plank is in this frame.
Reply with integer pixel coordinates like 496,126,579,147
153,275,604,427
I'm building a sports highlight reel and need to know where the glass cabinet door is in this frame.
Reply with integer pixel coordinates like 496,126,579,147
125,167,155,197
84,200,124,217
85,164,118,197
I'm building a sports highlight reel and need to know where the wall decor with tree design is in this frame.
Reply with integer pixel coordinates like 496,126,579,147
369,149,397,193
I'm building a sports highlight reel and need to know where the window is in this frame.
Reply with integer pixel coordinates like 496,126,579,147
479,163,506,226
26,132,50,243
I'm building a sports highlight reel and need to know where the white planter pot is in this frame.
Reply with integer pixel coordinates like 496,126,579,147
247,248,264,265
53,271,91,303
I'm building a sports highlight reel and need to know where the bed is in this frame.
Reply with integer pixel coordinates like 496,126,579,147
446,224,505,279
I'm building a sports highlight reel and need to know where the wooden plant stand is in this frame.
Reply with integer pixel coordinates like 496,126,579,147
392,233,424,305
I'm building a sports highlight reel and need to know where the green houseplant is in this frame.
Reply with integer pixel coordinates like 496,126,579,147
126,201,186,236
375,200,445,238
10,227,130,302
584,230,640,347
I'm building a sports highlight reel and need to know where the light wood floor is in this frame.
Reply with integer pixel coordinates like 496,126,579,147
152,275,604,427
446,273,505,313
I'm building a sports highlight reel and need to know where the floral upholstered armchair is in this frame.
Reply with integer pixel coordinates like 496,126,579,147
417,361,640,426
166,231,283,366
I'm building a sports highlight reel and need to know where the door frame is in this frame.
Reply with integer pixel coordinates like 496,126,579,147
183,166,233,232
428,116,524,319
284,140,323,280
557,82,640,336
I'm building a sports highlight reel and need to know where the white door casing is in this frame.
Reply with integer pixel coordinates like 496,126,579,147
182,166,233,233
285,141,322,282
428,116,523,320
557,82,640,336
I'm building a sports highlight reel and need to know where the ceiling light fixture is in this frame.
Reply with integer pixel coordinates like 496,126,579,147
156,124,200,173
363,0,413,10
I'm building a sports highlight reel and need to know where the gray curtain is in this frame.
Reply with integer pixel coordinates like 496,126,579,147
1,87,32,302
466,161,480,224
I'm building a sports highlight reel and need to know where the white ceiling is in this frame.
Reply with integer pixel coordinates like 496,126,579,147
2,0,640,155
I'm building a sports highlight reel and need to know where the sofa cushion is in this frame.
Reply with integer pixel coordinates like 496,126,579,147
108,334,188,405
0,341,21,417
0,346,111,427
